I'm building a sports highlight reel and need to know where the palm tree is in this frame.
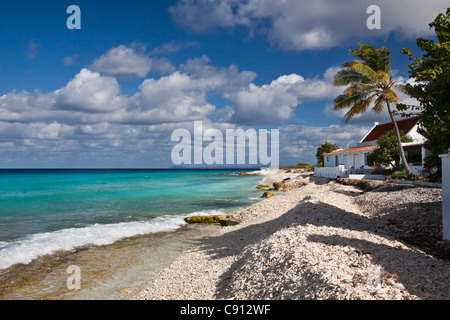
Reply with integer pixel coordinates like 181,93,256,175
332,44,413,178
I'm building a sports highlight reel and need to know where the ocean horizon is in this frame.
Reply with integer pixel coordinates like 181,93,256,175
0,168,263,270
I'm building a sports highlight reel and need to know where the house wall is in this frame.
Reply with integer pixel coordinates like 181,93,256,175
323,154,336,167
408,124,425,143
440,152,450,241
325,151,374,169
422,146,430,166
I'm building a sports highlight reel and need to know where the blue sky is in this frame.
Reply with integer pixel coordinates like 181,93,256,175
0,0,448,168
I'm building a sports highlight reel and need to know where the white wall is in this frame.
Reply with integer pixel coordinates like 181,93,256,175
408,124,425,143
324,154,336,167
349,174,386,180
314,165,348,178
422,146,430,166
347,151,372,169
324,151,374,169
439,152,450,241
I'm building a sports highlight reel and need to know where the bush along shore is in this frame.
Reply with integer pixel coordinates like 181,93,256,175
126,169,449,300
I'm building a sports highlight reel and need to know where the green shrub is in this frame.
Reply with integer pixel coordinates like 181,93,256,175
391,171,415,180
296,162,312,168
422,174,442,184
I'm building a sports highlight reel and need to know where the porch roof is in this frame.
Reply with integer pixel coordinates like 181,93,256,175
402,142,427,147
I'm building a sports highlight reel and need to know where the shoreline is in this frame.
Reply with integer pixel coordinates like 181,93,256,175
0,170,264,300
125,169,449,300
1,169,448,300
0,223,223,300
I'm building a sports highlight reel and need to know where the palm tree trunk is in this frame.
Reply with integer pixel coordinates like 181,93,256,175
385,100,413,179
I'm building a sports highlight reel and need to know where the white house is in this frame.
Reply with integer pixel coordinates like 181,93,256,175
315,117,429,178
439,151,450,241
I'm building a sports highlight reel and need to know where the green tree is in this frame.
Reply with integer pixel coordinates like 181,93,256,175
366,129,413,168
332,44,413,178
316,141,339,166
400,8,450,176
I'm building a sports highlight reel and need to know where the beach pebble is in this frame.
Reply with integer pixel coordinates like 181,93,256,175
376,288,390,295
393,283,405,290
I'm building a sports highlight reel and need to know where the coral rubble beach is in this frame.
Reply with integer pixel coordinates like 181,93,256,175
125,169,449,300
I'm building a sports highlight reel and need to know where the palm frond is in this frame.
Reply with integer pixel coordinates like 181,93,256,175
333,43,396,123
349,44,391,73
376,46,391,73
343,83,377,96
333,69,373,86
349,63,378,83
333,93,364,110
372,96,385,113
344,95,375,122
333,90,375,111
376,70,389,84
385,88,399,103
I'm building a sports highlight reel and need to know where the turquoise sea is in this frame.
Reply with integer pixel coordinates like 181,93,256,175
0,169,262,270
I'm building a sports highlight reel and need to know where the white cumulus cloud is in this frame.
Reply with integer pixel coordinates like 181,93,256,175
55,68,124,113
90,45,152,79
169,0,449,51
226,67,342,125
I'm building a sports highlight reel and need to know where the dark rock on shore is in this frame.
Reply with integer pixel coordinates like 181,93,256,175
184,215,227,224
261,191,274,199
336,178,384,192
219,219,241,227
184,215,242,227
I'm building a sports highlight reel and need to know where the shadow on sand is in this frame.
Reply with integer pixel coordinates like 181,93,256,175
194,195,448,300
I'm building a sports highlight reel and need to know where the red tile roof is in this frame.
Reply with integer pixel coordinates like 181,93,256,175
361,117,419,143
325,145,379,155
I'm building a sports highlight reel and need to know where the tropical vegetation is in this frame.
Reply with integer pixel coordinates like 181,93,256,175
366,129,413,169
332,44,413,178
315,141,340,167
399,7,450,178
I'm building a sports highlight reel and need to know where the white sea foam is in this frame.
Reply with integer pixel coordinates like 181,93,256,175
0,209,225,270
258,167,280,175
